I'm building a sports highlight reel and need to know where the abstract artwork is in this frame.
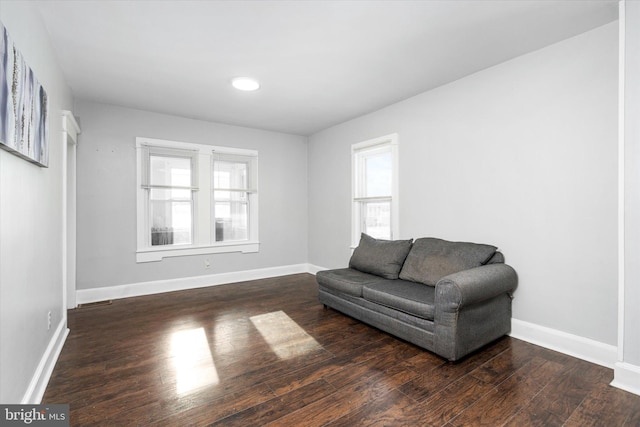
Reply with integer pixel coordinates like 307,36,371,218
0,20,49,167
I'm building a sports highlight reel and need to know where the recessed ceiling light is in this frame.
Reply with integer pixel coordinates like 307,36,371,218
231,77,260,91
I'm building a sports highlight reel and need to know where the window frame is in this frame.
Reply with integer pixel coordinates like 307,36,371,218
143,146,198,247
351,134,399,246
211,152,258,243
136,137,259,263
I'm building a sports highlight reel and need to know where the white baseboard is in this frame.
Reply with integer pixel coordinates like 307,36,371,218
21,320,69,404
510,318,617,368
307,264,328,275
612,362,640,396
76,263,313,305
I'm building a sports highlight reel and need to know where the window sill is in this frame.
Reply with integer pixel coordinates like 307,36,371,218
136,241,260,263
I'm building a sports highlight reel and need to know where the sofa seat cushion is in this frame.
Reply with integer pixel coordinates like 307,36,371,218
399,238,497,286
362,280,436,320
316,268,383,298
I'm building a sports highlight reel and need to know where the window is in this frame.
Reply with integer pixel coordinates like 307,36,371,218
212,154,257,242
144,148,197,246
136,137,258,262
352,134,398,245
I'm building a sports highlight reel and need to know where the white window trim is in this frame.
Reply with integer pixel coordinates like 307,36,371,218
351,133,399,247
136,137,259,263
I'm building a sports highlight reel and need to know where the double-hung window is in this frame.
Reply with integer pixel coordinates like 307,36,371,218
212,153,257,242
352,134,399,245
142,147,197,246
136,137,258,262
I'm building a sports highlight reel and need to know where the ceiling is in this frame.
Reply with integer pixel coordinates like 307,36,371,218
34,1,618,136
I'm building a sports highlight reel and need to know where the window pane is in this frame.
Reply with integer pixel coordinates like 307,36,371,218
214,191,248,242
361,201,391,240
214,161,247,190
213,190,247,202
150,200,192,246
150,188,191,201
363,151,392,197
150,155,191,187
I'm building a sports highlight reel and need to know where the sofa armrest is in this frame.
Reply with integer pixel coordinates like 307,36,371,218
435,264,517,312
434,264,517,360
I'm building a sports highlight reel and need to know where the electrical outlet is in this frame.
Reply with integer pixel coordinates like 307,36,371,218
204,259,211,269
47,311,52,330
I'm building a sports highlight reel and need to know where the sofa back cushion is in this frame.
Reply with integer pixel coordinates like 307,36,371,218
399,238,497,286
349,233,413,279
485,251,505,264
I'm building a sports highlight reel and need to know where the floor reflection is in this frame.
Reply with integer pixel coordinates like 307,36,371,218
170,327,219,395
250,310,322,359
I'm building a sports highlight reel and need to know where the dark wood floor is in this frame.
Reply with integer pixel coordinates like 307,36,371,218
44,273,640,426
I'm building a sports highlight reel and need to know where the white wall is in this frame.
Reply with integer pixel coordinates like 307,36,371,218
309,23,618,346
0,2,74,403
75,101,308,290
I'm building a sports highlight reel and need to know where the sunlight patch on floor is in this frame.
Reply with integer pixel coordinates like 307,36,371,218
170,327,219,395
250,310,322,359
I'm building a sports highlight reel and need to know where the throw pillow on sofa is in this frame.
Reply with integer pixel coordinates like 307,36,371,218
399,237,497,286
349,233,413,280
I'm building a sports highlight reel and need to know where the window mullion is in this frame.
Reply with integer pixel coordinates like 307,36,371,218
194,152,209,246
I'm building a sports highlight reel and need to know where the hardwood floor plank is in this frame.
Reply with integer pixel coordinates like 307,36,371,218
323,343,421,390
334,374,494,427
325,388,417,427
564,381,640,427
400,375,495,426
320,325,391,356
398,337,511,402
400,349,447,373
449,357,564,426
469,338,546,385
155,382,275,426
41,274,640,426
210,379,336,426
265,335,406,396
503,402,567,427
264,365,416,427
503,358,613,427
624,407,640,426
70,384,166,425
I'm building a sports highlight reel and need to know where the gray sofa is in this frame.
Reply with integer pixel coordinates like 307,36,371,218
317,234,517,361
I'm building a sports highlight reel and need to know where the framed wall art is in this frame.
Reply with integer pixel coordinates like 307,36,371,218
0,20,49,167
